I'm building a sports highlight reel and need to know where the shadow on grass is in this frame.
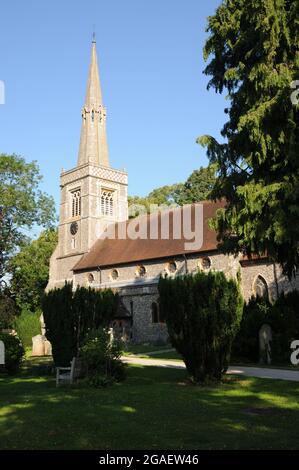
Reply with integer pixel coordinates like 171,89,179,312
1,362,299,450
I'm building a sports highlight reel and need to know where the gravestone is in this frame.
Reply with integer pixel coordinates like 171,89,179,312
32,334,45,356
259,324,272,364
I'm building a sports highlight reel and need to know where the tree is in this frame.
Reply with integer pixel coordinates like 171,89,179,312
8,229,58,311
198,0,299,277
158,271,243,383
0,154,56,278
177,165,217,205
128,166,216,217
42,283,119,366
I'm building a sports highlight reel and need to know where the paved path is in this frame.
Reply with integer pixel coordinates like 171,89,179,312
122,356,299,382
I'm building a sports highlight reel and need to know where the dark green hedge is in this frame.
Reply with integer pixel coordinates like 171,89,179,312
158,271,243,383
42,283,118,366
232,290,299,364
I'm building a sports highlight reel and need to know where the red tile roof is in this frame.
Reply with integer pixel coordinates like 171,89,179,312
73,200,225,271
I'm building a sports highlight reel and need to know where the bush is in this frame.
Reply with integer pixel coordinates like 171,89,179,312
81,329,126,387
14,308,41,348
42,283,119,366
269,291,299,363
158,271,243,384
232,290,299,364
0,332,25,373
231,297,271,363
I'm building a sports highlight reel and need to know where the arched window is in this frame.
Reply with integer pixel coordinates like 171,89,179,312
101,190,114,216
151,302,159,323
253,275,269,299
87,273,94,284
71,189,81,217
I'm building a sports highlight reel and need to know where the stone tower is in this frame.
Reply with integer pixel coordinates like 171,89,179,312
47,39,128,290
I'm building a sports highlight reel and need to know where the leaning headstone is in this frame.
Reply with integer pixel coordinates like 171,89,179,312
44,340,52,356
32,334,45,356
259,324,272,364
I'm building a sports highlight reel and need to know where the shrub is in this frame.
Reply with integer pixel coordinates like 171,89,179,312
231,297,271,363
158,271,243,384
232,290,299,364
80,329,126,387
270,291,299,363
0,332,25,373
42,283,119,366
14,308,41,348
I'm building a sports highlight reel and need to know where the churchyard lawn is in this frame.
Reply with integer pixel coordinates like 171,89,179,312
1,357,299,450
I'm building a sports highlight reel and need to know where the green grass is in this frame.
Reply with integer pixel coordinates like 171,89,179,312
1,358,299,450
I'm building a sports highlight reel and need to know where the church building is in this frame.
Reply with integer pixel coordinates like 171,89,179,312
47,39,299,344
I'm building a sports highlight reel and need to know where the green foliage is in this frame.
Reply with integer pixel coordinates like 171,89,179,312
0,332,25,373
232,290,299,363
8,229,58,311
158,271,243,383
42,283,119,367
14,308,41,348
232,297,271,362
0,292,17,329
81,328,125,387
0,154,56,278
199,0,299,277
177,165,217,205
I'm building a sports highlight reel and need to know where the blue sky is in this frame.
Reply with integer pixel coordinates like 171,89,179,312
0,0,225,213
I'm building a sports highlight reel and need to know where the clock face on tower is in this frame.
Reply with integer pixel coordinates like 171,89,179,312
70,222,78,235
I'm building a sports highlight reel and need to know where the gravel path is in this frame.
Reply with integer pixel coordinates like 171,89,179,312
122,356,299,382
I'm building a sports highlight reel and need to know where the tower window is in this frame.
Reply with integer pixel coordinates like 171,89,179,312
101,190,114,216
71,189,81,217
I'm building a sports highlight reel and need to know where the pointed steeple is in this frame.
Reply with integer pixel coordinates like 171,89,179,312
77,39,110,167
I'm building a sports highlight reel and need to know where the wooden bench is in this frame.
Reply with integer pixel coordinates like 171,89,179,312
56,357,76,386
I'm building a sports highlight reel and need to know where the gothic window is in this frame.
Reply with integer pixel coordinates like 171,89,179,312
87,273,94,284
71,189,81,217
253,275,269,300
101,190,114,216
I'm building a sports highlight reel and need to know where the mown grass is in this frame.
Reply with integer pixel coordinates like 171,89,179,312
1,357,299,450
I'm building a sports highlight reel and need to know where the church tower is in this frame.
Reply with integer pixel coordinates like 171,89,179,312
47,38,128,289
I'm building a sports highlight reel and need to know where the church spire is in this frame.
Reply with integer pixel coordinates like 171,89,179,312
77,39,110,167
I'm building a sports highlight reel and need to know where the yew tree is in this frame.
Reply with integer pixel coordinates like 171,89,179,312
198,0,299,277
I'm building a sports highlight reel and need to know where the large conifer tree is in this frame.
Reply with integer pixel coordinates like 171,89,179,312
199,0,299,276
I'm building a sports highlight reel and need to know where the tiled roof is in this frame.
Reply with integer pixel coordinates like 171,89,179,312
73,200,225,271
